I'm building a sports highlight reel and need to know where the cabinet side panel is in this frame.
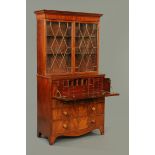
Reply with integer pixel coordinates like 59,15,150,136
37,76,50,137
37,20,46,75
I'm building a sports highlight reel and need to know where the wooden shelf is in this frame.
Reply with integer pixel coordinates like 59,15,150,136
75,47,97,49
47,53,71,55
75,36,96,38
75,52,96,55
46,48,71,53
47,36,96,38
47,35,71,38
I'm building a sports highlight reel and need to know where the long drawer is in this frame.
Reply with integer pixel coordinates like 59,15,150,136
52,115,104,134
51,102,105,120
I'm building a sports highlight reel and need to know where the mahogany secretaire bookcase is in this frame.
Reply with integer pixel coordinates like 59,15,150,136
34,10,119,145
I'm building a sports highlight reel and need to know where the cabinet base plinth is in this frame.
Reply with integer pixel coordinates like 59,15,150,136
47,127,104,145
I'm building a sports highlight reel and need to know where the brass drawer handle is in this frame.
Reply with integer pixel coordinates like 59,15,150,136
63,124,68,129
92,107,96,111
63,111,68,116
91,119,96,123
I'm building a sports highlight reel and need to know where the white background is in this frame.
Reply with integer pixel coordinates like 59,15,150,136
130,0,155,155
0,0,155,155
0,0,26,155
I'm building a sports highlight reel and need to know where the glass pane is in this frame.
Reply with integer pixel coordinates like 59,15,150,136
46,21,72,73
75,23,97,72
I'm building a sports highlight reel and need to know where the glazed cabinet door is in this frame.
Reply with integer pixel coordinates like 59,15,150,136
75,22,98,72
46,21,72,74
45,20,98,75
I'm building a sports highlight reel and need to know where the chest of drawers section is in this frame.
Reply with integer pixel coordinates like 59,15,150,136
49,98,105,144
37,76,112,145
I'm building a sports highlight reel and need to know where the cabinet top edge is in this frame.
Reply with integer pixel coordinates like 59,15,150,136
34,10,103,17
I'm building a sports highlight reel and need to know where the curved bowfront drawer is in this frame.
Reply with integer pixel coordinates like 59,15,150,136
52,115,104,134
51,100,104,120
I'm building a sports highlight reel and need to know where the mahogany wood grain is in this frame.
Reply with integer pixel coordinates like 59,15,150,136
35,10,119,145
37,76,51,138
34,10,103,17
37,20,46,75
35,10,103,22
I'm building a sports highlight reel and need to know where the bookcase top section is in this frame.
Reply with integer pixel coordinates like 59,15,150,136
34,10,103,17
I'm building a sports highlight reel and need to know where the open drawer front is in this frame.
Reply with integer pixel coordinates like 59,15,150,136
52,75,119,101
53,91,119,101
103,92,120,97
